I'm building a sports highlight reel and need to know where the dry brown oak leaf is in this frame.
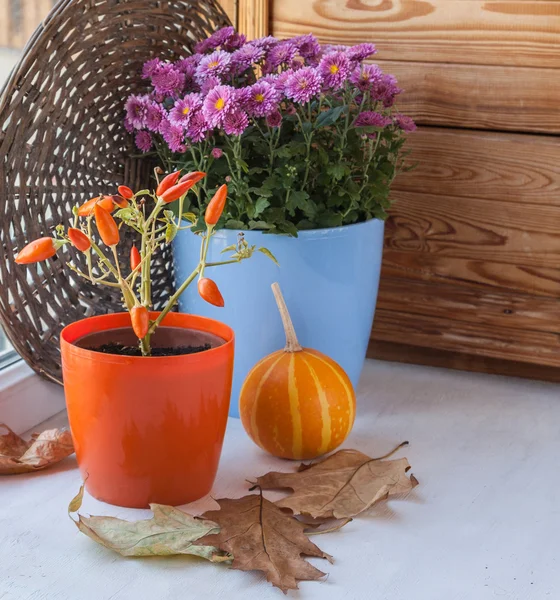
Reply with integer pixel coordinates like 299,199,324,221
0,423,74,475
68,484,230,562
256,448,419,520
198,492,333,593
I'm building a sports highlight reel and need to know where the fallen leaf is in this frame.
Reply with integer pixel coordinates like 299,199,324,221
68,485,229,561
0,423,74,475
256,447,418,520
198,490,332,593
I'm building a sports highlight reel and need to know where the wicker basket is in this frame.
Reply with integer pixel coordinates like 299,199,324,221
0,0,230,383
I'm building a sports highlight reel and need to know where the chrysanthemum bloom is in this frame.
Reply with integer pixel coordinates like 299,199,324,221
211,147,223,159
223,32,246,52
160,119,186,153
374,74,403,107
244,81,280,117
195,26,235,54
354,111,392,128
135,130,153,153
293,33,321,60
175,55,201,75
123,117,134,133
231,44,265,74
169,93,203,128
144,101,167,132
196,50,232,81
394,114,416,132
284,67,322,104
264,40,298,73
200,76,221,95
250,36,279,52
290,58,305,71
350,64,383,93
125,95,148,129
319,51,351,90
223,109,249,136
185,110,209,143
322,44,349,54
142,58,162,79
266,109,282,128
150,63,186,98
203,85,235,127
347,43,377,62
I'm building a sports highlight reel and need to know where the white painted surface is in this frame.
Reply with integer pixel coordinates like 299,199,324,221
1,359,559,600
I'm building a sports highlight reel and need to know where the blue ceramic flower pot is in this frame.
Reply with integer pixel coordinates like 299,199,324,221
173,218,385,417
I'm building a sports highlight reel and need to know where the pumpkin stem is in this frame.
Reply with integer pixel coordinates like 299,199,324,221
271,282,302,353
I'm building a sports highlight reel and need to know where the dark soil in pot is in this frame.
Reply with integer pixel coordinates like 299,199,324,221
75,325,225,357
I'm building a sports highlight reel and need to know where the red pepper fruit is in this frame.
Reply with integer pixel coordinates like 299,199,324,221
15,237,56,264
156,171,181,197
77,195,115,217
68,228,91,252
198,277,224,307
111,195,129,208
118,185,134,199
130,245,141,272
160,179,197,204
179,171,206,185
204,184,228,225
130,306,149,339
94,204,120,246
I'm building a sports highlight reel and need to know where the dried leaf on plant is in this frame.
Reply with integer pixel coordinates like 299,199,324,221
68,484,230,562
256,445,418,520
0,423,74,475
198,490,333,593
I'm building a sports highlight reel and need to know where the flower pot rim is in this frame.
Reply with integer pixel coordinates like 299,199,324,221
60,311,234,365
190,217,384,240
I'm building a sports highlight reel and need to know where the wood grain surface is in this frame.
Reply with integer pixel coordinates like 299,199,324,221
272,0,560,68
394,128,560,204
377,60,560,133
218,0,237,25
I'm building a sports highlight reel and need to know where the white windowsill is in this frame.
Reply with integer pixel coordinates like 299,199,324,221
0,360,66,434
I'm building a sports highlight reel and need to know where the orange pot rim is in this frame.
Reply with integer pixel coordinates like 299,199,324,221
60,311,234,365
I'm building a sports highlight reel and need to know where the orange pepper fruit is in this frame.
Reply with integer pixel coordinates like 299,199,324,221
111,195,129,208
77,195,115,217
118,185,134,200
198,277,225,307
130,245,141,272
204,184,228,225
94,204,120,247
68,228,91,252
130,306,149,339
15,237,56,264
160,179,197,204
156,171,181,197
179,171,206,185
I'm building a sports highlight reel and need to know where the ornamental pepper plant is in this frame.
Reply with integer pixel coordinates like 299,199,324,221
125,28,416,235
14,171,274,356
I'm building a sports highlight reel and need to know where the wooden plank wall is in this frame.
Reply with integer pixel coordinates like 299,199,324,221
0,0,55,49
272,0,560,378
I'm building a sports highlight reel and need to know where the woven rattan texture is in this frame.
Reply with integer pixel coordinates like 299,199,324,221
0,0,230,382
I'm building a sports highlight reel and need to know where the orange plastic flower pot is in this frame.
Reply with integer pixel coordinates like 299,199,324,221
60,312,234,508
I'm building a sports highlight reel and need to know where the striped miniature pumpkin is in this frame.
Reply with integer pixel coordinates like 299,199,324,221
239,283,356,460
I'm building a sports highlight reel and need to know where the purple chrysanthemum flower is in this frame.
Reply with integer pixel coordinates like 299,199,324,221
284,67,322,104
350,64,383,93
125,95,148,129
195,26,235,54
169,93,203,128
223,109,249,136
354,111,391,128
290,58,305,71
319,51,351,90
203,85,235,127
293,33,321,60
123,117,134,133
231,43,265,74
374,73,402,107
250,36,279,52
223,32,246,52
144,101,167,132
150,63,185,98
211,147,223,159
185,110,209,143
175,55,200,75
196,50,231,81
266,109,282,128
142,58,162,79
160,119,186,153
322,44,349,54
200,76,221,95
394,114,416,132
135,131,153,153
347,43,377,62
243,81,280,117
264,40,298,73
